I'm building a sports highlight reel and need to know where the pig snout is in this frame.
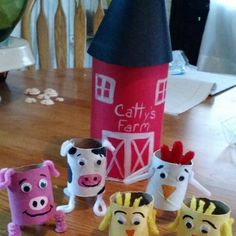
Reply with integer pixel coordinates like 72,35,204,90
29,196,48,211
78,174,102,187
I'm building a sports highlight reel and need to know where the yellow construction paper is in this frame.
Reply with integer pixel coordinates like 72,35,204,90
169,197,234,236
99,192,159,236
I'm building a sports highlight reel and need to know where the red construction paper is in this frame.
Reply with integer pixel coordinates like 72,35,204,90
91,58,169,180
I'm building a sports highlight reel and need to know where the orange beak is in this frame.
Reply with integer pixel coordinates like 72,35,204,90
192,234,198,236
126,229,135,236
162,185,176,200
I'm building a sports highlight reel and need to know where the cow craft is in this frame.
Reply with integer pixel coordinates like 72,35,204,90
125,141,211,211
0,160,67,236
57,138,114,216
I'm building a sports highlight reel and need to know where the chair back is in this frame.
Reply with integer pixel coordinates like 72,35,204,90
21,0,105,70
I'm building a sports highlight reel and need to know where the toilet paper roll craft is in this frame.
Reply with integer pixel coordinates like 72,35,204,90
169,197,234,236
99,192,159,236
125,141,211,211
88,0,172,182
0,160,67,236
57,138,114,216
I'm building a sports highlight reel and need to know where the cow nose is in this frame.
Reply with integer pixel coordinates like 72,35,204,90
29,196,48,211
78,174,102,187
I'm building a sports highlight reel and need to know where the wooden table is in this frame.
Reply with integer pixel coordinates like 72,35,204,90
0,70,235,235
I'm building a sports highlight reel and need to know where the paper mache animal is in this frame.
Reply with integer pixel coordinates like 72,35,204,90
99,191,159,236
125,141,211,211
169,197,234,236
0,160,67,236
57,138,114,216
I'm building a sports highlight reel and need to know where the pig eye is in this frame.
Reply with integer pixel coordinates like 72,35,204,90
116,214,127,225
39,179,48,189
21,182,32,193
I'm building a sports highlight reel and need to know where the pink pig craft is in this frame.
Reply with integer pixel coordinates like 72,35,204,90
0,160,67,236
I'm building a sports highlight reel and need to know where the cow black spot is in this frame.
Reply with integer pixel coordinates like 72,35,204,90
97,186,105,195
67,163,72,183
92,147,106,156
68,147,77,155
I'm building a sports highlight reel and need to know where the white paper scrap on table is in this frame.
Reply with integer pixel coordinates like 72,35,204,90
165,67,236,115
178,67,236,95
164,77,214,115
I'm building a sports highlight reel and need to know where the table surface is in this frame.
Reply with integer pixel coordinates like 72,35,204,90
0,70,235,235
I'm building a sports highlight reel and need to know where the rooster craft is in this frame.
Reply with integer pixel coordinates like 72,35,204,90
125,141,211,211
169,197,234,236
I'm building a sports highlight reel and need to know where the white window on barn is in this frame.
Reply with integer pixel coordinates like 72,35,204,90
155,78,168,106
95,74,116,104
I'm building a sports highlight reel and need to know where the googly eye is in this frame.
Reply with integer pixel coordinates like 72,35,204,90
116,214,127,225
39,179,48,189
177,175,185,182
200,224,210,234
185,220,194,229
95,157,103,166
79,160,85,166
78,158,86,166
97,160,102,165
21,182,32,193
160,171,168,179
132,215,142,225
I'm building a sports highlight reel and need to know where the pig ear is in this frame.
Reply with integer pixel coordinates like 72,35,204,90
102,139,115,152
60,140,74,157
43,160,60,177
0,168,14,189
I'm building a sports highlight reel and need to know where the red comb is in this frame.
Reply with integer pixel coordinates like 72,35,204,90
160,141,195,164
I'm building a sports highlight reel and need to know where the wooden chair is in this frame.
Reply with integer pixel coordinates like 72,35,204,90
21,0,105,70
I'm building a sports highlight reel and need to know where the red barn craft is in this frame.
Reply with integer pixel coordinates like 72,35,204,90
88,0,172,181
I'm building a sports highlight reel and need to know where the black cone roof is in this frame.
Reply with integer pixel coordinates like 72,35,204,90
88,0,172,67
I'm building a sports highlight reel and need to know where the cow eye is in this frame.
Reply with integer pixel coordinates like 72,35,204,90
79,161,85,166
78,158,87,166
39,179,48,189
95,156,103,166
21,182,32,193
95,157,103,166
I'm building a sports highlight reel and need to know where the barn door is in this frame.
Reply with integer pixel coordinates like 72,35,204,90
103,130,154,180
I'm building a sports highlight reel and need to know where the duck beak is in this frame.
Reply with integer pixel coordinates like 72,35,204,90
126,229,135,236
162,185,176,199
